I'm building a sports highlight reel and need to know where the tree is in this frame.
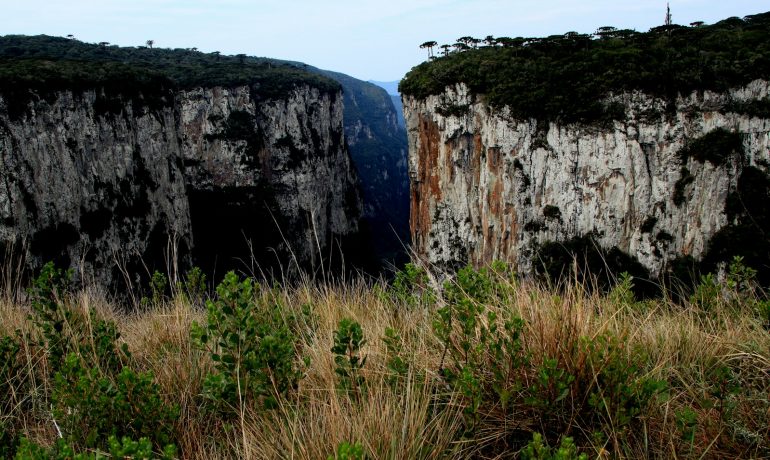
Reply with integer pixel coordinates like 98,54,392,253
457,36,479,48
66,34,75,40
452,42,471,52
690,21,704,27
236,53,246,65
483,35,497,47
440,44,452,56
420,41,438,58
146,39,154,49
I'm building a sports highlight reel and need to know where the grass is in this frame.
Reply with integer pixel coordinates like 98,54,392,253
1,263,768,459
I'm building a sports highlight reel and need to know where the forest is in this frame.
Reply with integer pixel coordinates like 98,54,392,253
400,13,770,123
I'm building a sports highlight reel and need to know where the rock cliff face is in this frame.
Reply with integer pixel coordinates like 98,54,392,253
404,81,770,278
0,82,362,287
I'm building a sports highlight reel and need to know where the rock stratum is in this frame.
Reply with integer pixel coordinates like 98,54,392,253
403,81,770,283
0,37,364,288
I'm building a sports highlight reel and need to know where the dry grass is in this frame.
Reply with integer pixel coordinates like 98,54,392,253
1,266,768,459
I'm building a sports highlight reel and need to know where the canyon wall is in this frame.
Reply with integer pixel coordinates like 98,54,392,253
404,81,770,278
0,82,362,287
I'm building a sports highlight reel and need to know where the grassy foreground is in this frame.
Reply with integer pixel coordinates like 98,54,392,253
0,262,768,459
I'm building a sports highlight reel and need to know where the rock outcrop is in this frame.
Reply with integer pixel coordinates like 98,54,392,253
404,81,770,278
0,81,362,288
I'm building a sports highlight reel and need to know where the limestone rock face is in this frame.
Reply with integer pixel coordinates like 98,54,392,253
0,83,362,287
404,81,770,275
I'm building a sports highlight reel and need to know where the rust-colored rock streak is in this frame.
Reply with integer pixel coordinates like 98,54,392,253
410,114,442,252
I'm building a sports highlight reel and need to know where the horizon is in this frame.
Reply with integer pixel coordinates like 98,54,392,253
3,1,768,84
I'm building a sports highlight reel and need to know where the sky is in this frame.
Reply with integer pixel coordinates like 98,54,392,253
3,0,768,82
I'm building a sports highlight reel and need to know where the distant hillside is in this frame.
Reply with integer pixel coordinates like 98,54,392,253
369,80,400,96
370,80,405,130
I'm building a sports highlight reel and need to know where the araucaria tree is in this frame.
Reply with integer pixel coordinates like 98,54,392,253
420,41,438,58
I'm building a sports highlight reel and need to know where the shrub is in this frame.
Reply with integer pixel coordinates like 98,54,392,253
332,318,367,396
191,271,303,412
52,353,178,451
382,327,408,384
389,263,435,307
582,334,667,432
27,262,73,370
182,266,207,302
14,435,176,459
521,432,587,460
673,168,695,206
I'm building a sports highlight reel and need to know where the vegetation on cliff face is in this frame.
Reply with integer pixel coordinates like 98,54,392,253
0,35,340,112
400,12,770,123
1,261,767,458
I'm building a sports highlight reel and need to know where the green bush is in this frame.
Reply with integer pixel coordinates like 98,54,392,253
191,271,303,412
521,432,587,460
332,318,367,396
389,263,435,307
52,353,178,451
582,334,666,431
182,266,207,303
382,327,408,384
14,435,176,459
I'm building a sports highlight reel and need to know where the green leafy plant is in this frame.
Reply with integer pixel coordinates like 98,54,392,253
331,318,367,396
583,334,667,432
191,271,302,412
521,432,587,460
52,353,178,451
150,270,168,304
27,262,73,371
486,312,526,410
382,327,408,384
675,407,698,449
327,441,365,460
608,272,636,306
14,435,177,459
690,273,721,311
526,357,574,412
389,263,435,307
182,266,207,302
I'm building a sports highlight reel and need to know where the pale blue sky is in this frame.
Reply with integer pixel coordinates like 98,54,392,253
3,0,767,81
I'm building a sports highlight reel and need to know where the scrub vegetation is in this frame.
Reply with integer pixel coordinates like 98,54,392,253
1,259,767,458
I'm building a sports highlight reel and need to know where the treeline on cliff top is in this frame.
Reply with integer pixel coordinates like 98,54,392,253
400,12,770,123
0,35,339,101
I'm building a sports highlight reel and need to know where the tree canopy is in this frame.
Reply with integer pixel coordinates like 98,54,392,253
0,35,340,107
400,12,770,124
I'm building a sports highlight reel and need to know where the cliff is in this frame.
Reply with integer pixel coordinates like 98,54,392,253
0,36,363,288
401,14,770,288
404,82,770,279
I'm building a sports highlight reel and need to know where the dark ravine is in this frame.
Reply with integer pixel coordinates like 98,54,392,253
0,36,370,289
267,65,411,268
